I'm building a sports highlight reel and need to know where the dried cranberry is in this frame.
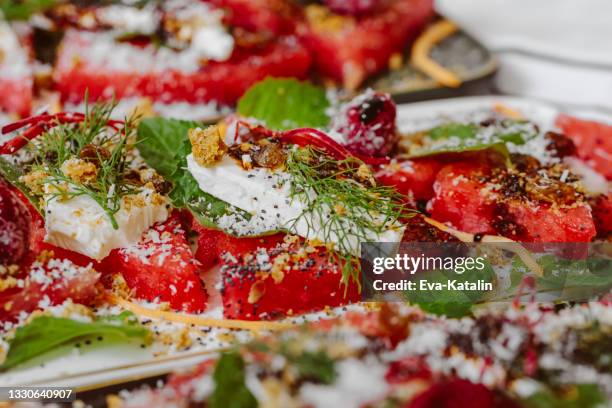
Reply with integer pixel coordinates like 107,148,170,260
0,180,31,266
333,91,397,156
324,0,384,15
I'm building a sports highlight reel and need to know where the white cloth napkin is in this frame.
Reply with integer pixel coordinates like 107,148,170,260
435,0,612,113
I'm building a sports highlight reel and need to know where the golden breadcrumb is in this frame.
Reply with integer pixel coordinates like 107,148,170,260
60,158,98,184
20,169,49,195
189,126,227,166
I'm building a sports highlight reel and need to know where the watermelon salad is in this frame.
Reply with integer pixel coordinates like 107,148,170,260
0,74,609,407
0,0,435,122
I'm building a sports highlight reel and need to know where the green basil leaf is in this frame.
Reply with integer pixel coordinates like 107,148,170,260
237,78,331,130
0,0,56,20
1,312,150,371
210,352,257,408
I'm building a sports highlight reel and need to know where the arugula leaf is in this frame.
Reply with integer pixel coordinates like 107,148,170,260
210,352,257,408
0,0,56,20
523,384,605,408
405,120,538,160
237,78,331,130
0,156,41,213
0,312,151,371
404,261,495,318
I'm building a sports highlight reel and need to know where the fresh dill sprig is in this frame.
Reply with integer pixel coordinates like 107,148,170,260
26,102,139,229
285,147,410,285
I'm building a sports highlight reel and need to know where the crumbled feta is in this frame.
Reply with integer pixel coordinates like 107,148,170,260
44,187,169,260
187,155,404,254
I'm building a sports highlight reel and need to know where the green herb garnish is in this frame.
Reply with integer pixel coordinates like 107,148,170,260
137,117,251,228
210,352,257,408
0,0,56,20
523,384,606,408
404,260,495,318
0,312,151,371
237,78,331,130
25,102,138,229
285,147,408,284
403,120,538,160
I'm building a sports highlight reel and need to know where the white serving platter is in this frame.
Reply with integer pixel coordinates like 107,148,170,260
1,95,609,391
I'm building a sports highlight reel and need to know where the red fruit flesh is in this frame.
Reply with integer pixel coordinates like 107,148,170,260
191,219,287,270
0,180,31,266
376,158,442,206
301,0,434,89
333,91,398,156
429,163,497,235
0,258,100,323
555,114,612,180
429,163,596,243
0,77,32,118
211,0,297,34
54,32,311,106
220,239,360,320
408,379,519,408
589,192,612,237
324,0,383,15
98,215,208,313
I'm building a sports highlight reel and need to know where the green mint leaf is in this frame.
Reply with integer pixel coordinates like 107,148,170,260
210,352,257,408
137,118,252,231
404,260,495,318
1,312,151,371
137,117,201,180
405,120,538,160
237,78,331,130
428,124,479,140
511,253,612,301
0,0,56,20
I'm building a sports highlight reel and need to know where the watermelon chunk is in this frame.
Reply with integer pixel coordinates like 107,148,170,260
220,237,360,320
0,257,100,323
191,220,286,270
98,214,208,313
54,30,311,106
0,22,33,117
299,0,434,89
429,163,596,243
556,114,612,180
211,0,298,35
376,158,443,207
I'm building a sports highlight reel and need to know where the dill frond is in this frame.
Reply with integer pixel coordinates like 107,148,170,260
285,147,410,284
26,102,140,229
